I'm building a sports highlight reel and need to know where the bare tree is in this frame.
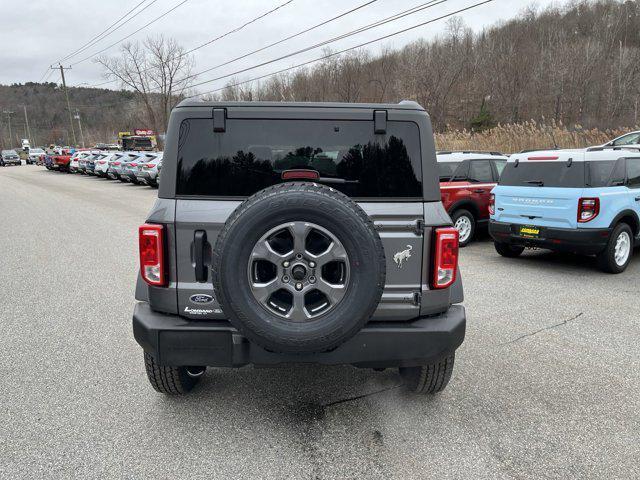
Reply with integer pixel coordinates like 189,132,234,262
97,36,195,145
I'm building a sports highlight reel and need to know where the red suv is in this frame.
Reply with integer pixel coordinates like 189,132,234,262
437,151,508,246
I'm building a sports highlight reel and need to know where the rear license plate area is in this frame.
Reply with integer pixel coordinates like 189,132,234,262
519,225,541,238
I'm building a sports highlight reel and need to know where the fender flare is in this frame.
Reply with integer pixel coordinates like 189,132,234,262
609,209,640,235
448,200,480,219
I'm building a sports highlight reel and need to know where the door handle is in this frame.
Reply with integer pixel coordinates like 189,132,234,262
635,197,640,202
194,230,208,283
472,189,485,194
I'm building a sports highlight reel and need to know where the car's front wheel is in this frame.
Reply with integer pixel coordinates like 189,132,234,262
399,354,455,394
597,223,634,273
452,209,475,247
494,242,525,258
144,352,205,394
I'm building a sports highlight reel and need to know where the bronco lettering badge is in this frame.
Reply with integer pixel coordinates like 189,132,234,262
393,245,413,269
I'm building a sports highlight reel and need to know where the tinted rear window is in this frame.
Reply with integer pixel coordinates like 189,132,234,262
499,161,618,188
438,162,460,181
176,118,423,198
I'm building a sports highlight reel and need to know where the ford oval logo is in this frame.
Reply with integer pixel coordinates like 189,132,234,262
190,294,214,304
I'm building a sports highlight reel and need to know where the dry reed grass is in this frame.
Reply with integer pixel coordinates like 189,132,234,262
434,121,635,154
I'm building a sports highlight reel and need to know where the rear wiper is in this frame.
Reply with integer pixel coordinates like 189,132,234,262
525,180,544,186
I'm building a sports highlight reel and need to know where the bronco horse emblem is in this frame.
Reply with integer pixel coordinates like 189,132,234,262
393,245,413,269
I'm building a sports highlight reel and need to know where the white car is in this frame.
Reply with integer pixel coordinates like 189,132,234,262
27,148,45,165
596,131,640,149
94,152,116,178
69,151,91,173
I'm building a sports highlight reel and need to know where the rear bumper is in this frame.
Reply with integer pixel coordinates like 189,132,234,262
489,220,611,255
132,302,466,369
136,171,156,183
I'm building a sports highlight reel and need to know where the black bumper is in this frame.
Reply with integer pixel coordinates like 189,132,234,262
489,220,611,255
132,303,466,369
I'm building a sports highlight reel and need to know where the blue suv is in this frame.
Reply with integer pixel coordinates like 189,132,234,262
489,148,640,273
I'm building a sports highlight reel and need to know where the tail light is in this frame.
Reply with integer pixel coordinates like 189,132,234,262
488,193,495,215
432,227,459,289
98,160,107,164
146,163,155,168
578,198,599,223
130,162,138,167
281,169,320,180
139,224,167,286
113,162,121,166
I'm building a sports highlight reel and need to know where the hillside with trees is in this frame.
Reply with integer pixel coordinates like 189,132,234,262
1,0,639,150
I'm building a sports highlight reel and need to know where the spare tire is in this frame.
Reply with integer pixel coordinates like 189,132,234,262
212,182,386,353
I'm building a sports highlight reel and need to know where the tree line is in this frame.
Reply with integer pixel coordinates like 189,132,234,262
218,0,640,131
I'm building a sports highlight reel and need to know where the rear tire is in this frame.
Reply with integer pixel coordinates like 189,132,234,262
143,352,205,394
596,223,633,274
399,354,455,394
452,209,475,247
494,241,525,258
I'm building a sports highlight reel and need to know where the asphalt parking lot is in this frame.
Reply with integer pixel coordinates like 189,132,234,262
1,166,639,480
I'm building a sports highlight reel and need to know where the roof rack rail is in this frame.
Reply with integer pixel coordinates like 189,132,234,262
436,150,504,156
586,146,640,152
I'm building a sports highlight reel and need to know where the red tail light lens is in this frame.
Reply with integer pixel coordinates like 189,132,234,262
489,193,495,215
432,227,459,289
146,163,155,168
113,162,121,166
98,160,107,164
281,169,320,180
130,163,138,167
577,197,599,223
139,224,166,286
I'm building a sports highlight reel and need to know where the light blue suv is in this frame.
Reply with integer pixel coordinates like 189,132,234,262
489,148,640,273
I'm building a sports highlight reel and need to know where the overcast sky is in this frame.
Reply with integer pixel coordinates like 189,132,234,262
1,0,564,92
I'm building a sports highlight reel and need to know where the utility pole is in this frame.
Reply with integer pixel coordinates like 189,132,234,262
3,110,15,147
74,109,85,148
23,105,32,144
53,64,77,146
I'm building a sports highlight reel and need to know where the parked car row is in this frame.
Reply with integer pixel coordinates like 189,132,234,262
436,147,640,273
44,149,163,188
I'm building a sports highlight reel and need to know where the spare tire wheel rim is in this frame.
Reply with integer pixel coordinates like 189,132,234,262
247,221,350,321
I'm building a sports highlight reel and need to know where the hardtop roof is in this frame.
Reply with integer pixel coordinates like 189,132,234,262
508,148,640,163
175,99,425,111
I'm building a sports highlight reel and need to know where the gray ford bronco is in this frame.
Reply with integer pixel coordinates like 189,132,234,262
133,101,466,395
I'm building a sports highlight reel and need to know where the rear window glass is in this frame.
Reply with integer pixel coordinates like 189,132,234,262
468,160,493,183
500,160,619,188
438,162,460,181
176,118,423,198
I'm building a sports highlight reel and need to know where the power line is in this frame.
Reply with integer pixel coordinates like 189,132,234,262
177,0,379,83
93,0,442,96
58,0,158,64
81,0,296,89
69,0,191,67
184,0,294,57
186,0,448,91
194,0,494,98
69,0,491,110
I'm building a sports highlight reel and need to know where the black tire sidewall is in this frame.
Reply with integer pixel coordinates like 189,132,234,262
598,223,633,273
213,184,385,353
